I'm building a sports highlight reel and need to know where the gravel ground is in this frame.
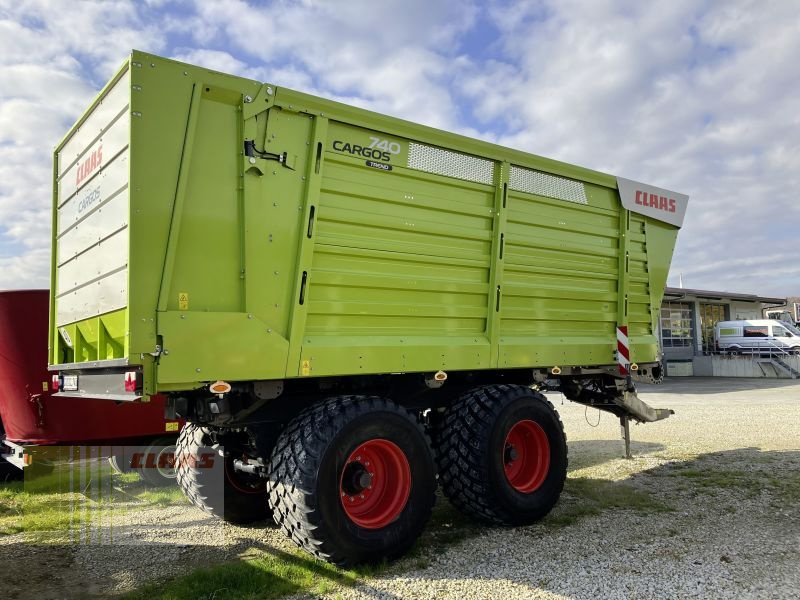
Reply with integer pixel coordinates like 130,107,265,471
1,377,799,599
324,377,800,600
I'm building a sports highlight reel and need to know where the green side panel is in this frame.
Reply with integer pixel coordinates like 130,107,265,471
245,108,312,342
299,122,494,377
132,56,309,387
127,56,202,362
627,214,656,361
637,217,679,360
157,312,289,384
166,90,245,313
125,54,268,389
498,184,620,368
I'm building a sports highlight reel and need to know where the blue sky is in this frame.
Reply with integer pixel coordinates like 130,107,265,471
0,0,798,296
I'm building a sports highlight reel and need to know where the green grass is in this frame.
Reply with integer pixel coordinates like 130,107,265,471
0,479,85,536
669,466,800,501
134,485,187,507
0,466,189,538
123,547,361,600
121,493,482,600
0,480,25,535
545,476,673,528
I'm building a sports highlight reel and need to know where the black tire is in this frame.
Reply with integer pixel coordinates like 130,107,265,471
267,396,436,566
175,423,270,524
436,384,567,526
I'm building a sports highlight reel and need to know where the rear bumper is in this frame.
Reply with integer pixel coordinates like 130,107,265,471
49,361,143,401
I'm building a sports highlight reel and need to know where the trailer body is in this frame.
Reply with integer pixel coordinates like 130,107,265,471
48,51,688,565
50,51,686,397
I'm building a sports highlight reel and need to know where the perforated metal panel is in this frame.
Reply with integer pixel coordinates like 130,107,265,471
407,142,494,185
509,166,588,205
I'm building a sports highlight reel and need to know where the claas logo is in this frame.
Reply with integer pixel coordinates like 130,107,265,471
131,451,215,469
635,189,676,213
76,144,103,186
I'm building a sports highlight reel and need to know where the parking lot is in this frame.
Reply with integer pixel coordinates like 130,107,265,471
1,377,799,599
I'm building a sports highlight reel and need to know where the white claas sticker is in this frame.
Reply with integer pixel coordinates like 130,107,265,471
617,177,689,228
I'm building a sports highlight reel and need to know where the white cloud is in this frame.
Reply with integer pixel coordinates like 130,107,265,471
190,0,479,129
464,0,800,295
0,0,797,297
0,246,49,290
0,0,168,290
171,48,249,76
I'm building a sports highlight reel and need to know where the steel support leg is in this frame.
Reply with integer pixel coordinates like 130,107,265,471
620,416,632,459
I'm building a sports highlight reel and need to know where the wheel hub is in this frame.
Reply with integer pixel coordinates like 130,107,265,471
503,419,550,493
339,438,411,529
504,445,519,463
341,462,373,495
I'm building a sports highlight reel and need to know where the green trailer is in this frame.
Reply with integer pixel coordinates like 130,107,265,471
50,51,688,565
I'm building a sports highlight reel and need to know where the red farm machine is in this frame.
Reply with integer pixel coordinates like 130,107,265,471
0,289,181,483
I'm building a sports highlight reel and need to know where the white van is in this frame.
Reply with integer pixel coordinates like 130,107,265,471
714,319,800,355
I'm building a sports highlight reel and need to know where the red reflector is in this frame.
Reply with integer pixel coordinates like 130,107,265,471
51,374,60,391
124,371,137,392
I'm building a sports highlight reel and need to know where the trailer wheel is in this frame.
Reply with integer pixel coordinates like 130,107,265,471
436,384,567,526
175,423,269,524
267,396,436,566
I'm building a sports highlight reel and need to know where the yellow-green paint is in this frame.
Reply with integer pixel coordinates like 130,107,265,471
50,51,683,392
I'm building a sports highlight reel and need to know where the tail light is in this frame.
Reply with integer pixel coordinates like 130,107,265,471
124,371,137,392
51,374,60,391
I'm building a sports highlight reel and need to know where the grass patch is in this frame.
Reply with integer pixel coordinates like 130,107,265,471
130,493,487,600
0,466,189,538
0,480,82,536
134,486,187,507
123,547,361,600
669,466,800,501
546,477,672,528
0,481,24,535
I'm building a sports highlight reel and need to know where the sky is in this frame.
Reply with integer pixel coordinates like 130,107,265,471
0,0,798,297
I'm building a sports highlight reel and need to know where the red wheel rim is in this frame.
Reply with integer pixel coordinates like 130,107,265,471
503,419,550,493
339,439,411,529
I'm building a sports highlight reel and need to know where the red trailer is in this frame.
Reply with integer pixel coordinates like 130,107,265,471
0,289,180,481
